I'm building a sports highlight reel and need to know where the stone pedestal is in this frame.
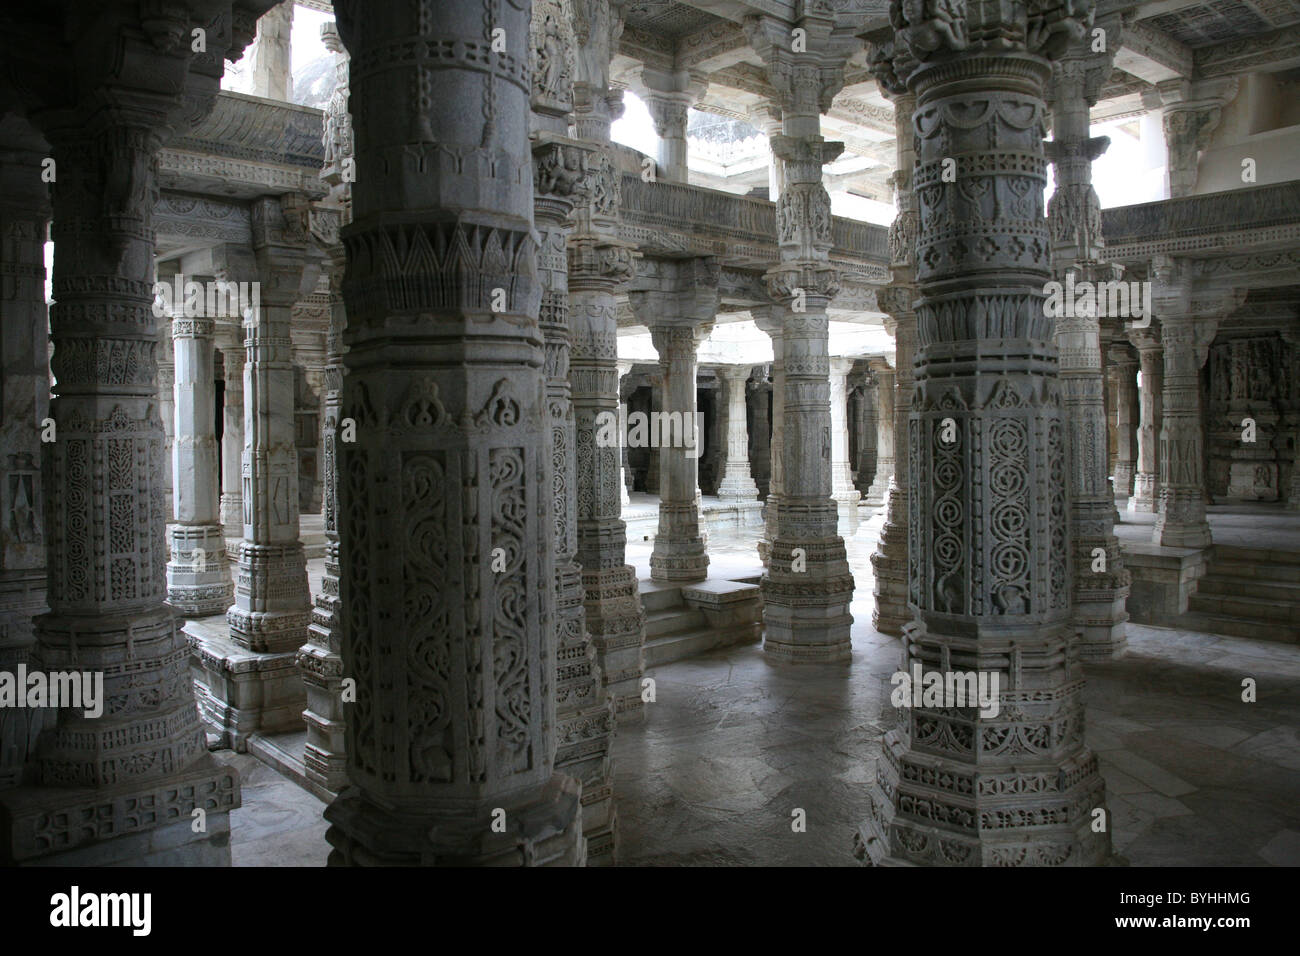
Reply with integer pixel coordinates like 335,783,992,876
167,313,235,617
323,0,583,867
717,364,760,499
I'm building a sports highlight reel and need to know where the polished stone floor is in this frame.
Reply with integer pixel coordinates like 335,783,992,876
211,501,1300,866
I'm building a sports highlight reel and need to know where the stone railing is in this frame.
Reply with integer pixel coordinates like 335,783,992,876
159,91,328,199
619,175,889,274
1102,181,1300,261
172,91,325,168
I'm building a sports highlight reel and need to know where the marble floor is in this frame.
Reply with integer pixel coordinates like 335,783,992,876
209,501,1300,866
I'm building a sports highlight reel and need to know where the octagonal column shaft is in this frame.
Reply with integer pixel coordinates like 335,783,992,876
717,365,759,499
857,11,1110,867
167,308,234,616
323,0,582,866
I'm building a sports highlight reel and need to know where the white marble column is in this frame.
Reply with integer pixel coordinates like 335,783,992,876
323,0,583,866
747,16,856,663
717,364,759,499
0,153,51,790
862,363,895,511
1152,271,1241,548
1110,344,1138,506
219,343,244,532
189,220,317,753
0,64,239,864
617,360,634,506
633,265,717,584
636,67,705,184
166,308,234,616
533,0,618,862
829,357,861,534
754,309,784,567
1130,329,1163,513
1285,332,1300,510
158,314,176,525
870,88,919,638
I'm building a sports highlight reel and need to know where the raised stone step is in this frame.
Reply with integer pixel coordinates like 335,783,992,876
644,626,734,667
638,581,683,613
1213,545,1300,567
1208,559,1300,583
1197,574,1300,602
644,606,706,638
1188,591,1298,623
1175,611,1300,644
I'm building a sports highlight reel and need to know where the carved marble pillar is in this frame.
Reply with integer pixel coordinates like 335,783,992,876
717,364,759,499
857,2,1110,866
616,360,634,506
754,309,784,566
220,344,244,532
634,271,715,583
299,253,347,794
1280,333,1300,510
191,206,316,752
157,312,176,526
643,372,662,495
1047,43,1128,661
1158,79,1237,199
2,110,237,866
1129,329,1163,513
532,2,618,863
0,153,51,789
871,88,920,637
323,0,583,867
637,68,705,184
167,307,234,616
829,357,861,534
570,0,646,726
863,362,895,510
297,20,352,798
250,0,294,102
749,372,772,498
747,16,856,663
1151,269,1239,549
1109,345,1138,504
850,378,873,495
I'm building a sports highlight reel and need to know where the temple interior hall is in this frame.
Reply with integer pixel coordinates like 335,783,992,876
0,0,1298,869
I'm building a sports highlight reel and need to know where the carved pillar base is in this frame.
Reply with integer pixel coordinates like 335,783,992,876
1131,474,1159,513
166,524,234,616
191,629,306,752
325,772,584,866
220,494,243,533
300,540,345,792
857,624,1110,867
583,563,646,723
227,542,312,652
1112,462,1134,506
